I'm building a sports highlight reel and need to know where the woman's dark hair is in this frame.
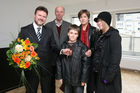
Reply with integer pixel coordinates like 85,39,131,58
78,9,90,19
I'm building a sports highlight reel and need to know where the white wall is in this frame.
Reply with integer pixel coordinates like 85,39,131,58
1,0,140,48
0,0,56,48
121,56,140,70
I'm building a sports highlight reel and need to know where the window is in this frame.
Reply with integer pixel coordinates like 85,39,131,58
116,12,140,56
71,17,80,26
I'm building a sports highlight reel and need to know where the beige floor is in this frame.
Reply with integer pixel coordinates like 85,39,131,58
6,69,140,93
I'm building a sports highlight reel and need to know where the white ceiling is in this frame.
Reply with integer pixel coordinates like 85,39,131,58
39,0,140,17
40,0,97,6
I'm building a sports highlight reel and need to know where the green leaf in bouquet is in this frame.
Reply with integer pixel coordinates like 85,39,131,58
12,41,16,45
30,60,36,65
9,43,13,48
6,52,12,60
9,60,14,65
13,65,18,68
32,43,38,49
6,50,11,55
7,58,10,61
11,48,15,53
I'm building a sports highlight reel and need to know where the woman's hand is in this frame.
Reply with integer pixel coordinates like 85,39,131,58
85,49,92,57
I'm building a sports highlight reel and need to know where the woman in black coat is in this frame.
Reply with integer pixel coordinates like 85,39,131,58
93,11,122,93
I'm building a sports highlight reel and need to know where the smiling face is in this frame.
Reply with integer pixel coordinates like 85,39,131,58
34,10,47,26
80,13,89,25
97,19,110,33
97,19,107,30
68,29,79,43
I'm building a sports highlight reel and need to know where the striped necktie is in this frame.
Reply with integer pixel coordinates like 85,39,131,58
37,27,41,41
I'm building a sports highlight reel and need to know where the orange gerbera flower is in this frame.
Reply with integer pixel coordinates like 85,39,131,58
17,38,20,42
26,51,30,54
26,47,29,50
14,57,21,64
12,54,19,60
16,53,20,57
25,51,30,57
31,51,37,57
20,55,25,59
12,54,16,60
25,40,30,46
25,61,31,68
36,57,40,60
19,52,24,59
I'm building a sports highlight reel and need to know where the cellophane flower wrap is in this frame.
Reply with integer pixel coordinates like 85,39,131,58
6,38,40,86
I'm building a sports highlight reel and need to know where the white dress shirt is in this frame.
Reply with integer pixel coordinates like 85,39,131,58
33,22,42,34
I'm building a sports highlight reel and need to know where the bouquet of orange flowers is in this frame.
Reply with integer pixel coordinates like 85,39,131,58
6,38,40,86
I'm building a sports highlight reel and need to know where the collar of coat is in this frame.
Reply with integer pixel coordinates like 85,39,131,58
64,40,84,47
101,27,118,37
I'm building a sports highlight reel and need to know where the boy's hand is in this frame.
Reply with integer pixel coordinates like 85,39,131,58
68,50,72,56
59,79,63,84
81,82,85,86
62,48,72,56
62,48,70,55
85,49,92,57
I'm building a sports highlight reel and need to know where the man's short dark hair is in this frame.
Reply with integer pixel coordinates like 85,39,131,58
78,9,90,19
68,24,80,34
34,6,48,15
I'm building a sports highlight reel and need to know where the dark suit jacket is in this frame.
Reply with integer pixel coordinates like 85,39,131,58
45,20,71,65
19,23,59,73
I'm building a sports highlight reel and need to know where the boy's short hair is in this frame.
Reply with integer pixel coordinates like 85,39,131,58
78,9,90,19
68,24,80,34
34,6,48,15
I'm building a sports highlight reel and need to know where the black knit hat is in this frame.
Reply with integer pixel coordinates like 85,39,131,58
94,11,112,26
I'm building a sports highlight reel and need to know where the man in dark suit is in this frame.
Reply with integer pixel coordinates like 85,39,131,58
45,6,71,93
19,6,59,93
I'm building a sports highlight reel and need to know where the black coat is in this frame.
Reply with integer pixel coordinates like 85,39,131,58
93,27,122,93
19,24,59,74
57,40,89,86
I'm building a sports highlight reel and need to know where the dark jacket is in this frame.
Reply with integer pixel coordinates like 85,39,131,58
19,24,59,73
57,40,89,86
93,27,122,93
